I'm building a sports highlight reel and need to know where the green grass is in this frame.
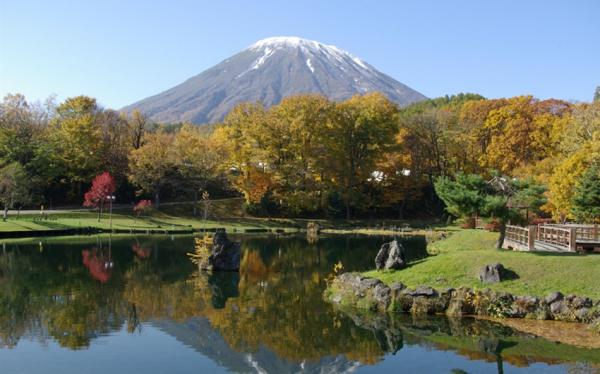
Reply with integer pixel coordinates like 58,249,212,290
0,211,303,233
0,198,445,235
364,229,600,299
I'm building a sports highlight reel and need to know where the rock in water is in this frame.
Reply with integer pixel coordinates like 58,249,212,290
478,263,506,283
375,239,406,270
208,229,241,271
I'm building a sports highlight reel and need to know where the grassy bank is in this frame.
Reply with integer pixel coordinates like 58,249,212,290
364,229,600,299
0,211,305,234
0,199,301,233
0,198,443,236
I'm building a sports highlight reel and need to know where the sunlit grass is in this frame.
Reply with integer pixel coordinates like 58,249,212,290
365,229,600,299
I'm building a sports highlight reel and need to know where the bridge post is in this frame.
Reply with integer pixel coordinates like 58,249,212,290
594,224,598,241
569,227,577,252
528,225,536,251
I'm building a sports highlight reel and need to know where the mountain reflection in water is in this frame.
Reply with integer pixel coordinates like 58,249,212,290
0,234,598,374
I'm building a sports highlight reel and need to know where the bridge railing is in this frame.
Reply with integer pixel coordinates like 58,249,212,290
537,225,577,252
506,225,529,244
541,224,598,242
504,225,536,251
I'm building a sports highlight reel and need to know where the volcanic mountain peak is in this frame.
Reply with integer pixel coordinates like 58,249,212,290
123,36,426,124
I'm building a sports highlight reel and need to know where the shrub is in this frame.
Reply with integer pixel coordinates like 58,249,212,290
133,199,152,217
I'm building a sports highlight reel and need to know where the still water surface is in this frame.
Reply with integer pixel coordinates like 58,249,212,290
0,234,598,373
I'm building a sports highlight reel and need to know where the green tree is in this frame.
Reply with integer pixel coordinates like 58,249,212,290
510,178,547,221
572,161,600,223
594,86,600,102
434,173,487,223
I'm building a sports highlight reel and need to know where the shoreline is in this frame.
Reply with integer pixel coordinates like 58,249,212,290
479,316,600,349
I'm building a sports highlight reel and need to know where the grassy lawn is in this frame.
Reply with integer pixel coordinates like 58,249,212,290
364,229,600,299
0,198,444,234
0,211,304,233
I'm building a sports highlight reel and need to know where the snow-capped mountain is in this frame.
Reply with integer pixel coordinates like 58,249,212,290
123,36,426,124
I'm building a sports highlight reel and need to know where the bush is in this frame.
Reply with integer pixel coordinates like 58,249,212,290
461,216,476,229
133,200,152,217
484,219,502,232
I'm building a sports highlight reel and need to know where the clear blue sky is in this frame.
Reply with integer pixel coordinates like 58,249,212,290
1,0,599,108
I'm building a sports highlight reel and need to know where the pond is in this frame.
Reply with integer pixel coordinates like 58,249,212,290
0,234,598,373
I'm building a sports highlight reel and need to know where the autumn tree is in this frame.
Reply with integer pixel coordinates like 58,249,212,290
480,97,571,174
546,137,600,221
0,163,31,220
368,129,425,218
128,110,147,150
321,93,398,218
560,101,600,154
0,94,50,167
214,103,273,208
44,96,103,196
83,172,117,221
173,124,221,215
96,110,131,181
255,95,331,214
127,132,175,207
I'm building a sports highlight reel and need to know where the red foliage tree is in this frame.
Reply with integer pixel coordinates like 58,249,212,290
83,172,116,221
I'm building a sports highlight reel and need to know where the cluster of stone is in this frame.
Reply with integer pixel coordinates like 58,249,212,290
326,272,600,326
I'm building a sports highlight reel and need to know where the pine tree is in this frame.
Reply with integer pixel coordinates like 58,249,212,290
572,162,600,223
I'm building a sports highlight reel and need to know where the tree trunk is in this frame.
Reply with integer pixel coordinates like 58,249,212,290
496,221,507,249
398,200,406,220
3,206,7,221
345,199,351,220
193,190,198,217
155,192,160,209
17,207,20,220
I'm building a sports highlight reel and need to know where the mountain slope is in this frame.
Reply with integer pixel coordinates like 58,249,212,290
123,36,426,124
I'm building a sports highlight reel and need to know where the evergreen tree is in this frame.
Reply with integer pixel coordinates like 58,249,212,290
434,173,487,222
572,162,600,223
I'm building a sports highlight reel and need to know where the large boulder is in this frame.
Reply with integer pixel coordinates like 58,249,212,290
207,229,241,271
478,263,515,283
375,239,406,270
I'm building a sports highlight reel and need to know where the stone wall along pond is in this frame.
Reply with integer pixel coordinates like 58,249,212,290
325,272,600,330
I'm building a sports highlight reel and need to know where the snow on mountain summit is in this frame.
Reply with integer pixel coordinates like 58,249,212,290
247,36,372,74
123,37,426,124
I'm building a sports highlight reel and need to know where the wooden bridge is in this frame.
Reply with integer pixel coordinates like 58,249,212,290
503,224,600,253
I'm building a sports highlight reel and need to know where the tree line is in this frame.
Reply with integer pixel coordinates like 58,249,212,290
0,89,598,222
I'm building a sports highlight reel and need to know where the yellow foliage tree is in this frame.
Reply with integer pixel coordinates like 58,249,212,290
546,137,600,221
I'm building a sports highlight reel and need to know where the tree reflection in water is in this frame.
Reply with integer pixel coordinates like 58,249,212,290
0,234,598,371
